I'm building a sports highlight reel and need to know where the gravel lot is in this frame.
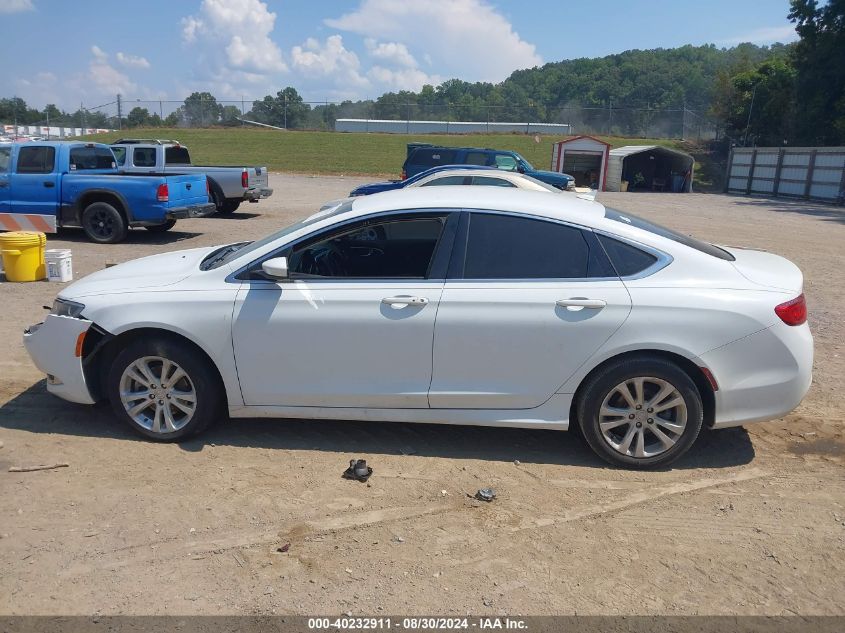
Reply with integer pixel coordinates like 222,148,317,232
1,174,843,616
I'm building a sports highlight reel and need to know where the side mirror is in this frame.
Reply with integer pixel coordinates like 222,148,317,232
517,164,525,174
261,256,288,279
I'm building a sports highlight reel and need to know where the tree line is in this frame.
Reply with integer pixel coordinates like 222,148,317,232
2,1,842,146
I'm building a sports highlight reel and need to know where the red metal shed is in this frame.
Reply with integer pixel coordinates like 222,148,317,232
551,135,611,191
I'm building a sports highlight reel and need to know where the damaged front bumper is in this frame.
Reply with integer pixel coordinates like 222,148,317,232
23,315,96,405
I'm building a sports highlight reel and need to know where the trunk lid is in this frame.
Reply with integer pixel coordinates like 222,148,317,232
163,173,209,208
723,246,803,293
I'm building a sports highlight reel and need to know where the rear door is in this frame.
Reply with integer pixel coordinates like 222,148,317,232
10,145,59,216
428,211,632,409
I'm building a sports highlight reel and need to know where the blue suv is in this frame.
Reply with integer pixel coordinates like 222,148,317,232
401,143,574,190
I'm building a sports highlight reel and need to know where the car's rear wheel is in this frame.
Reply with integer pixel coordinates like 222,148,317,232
106,337,223,441
145,219,177,233
82,202,128,243
220,199,241,213
577,357,703,468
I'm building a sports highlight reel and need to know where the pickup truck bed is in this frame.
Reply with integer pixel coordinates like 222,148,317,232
111,140,273,213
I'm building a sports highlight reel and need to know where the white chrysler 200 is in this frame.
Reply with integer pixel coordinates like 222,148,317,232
24,188,813,468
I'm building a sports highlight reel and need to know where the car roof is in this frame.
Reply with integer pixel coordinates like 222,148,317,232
348,187,604,224
416,168,531,180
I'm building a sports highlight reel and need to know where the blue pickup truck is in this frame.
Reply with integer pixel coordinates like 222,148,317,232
0,141,215,243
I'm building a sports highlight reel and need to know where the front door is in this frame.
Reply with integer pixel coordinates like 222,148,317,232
0,146,10,213
429,211,632,409
10,145,59,216
232,212,455,408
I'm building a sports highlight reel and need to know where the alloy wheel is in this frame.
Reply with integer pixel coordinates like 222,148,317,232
118,356,197,433
598,376,688,459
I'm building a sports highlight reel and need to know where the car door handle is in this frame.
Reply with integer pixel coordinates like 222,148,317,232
0,181,8,188
43,181,55,188
382,296,428,306
556,298,607,310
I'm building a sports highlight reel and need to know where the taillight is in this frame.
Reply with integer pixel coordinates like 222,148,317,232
401,169,407,180
775,293,807,326
241,171,248,188
156,183,169,202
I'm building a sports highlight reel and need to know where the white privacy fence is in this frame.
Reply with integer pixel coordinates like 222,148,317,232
725,147,845,204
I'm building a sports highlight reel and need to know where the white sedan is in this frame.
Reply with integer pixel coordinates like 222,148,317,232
24,188,813,468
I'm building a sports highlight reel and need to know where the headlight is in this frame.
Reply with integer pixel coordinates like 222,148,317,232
51,299,86,318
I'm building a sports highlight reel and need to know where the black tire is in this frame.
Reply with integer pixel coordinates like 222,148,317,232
82,202,128,244
145,219,177,233
576,357,703,469
106,336,224,442
220,199,241,213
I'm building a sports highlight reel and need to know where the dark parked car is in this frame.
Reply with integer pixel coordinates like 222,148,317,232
402,143,574,190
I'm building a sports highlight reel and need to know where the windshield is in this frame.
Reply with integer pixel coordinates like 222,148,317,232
513,152,534,171
200,200,355,270
604,208,735,261
517,173,559,192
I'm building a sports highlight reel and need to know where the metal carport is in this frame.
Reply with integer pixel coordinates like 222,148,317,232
605,145,694,192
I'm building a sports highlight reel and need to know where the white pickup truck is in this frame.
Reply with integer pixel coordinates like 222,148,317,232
111,139,273,213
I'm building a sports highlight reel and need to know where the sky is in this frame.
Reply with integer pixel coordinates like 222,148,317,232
0,0,800,112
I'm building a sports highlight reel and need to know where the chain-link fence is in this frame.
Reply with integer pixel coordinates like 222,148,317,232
6,96,722,141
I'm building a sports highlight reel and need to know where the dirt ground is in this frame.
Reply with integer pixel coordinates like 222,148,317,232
1,175,844,616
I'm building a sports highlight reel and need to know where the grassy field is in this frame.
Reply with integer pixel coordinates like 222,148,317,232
86,127,696,180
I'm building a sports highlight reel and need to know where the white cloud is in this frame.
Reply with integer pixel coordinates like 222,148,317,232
87,46,136,96
365,39,417,69
720,25,798,46
0,0,33,14
291,35,368,86
116,52,150,69
181,0,287,86
326,0,541,83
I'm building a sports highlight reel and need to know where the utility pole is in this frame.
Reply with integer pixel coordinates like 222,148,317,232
608,97,613,135
116,93,122,130
284,93,287,129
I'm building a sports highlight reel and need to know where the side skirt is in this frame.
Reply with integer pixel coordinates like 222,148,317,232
228,393,572,431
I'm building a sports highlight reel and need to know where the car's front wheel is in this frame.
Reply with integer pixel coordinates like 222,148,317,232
106,336,224,441
577,357,703,468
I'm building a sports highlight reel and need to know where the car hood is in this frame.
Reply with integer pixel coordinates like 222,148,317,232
350,180,403,195
530,168,573,183
59,246,217,300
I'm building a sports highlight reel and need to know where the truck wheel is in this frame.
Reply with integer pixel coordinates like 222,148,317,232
82,202,128,244
220,199,241,214
145,219,177,233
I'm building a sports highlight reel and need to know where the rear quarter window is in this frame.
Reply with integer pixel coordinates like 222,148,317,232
597,235,658,276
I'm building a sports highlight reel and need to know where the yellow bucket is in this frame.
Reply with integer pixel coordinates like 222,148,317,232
0,231,47,282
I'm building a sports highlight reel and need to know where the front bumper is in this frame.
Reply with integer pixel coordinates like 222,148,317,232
166,202,217,220
245,187,273,202
703,321,813,429
23,315,96,405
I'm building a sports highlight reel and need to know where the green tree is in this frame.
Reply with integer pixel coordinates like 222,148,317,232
182,92,221,127
788,0,845,144
220,105,242,127
250,87,310,128
127,106,152,128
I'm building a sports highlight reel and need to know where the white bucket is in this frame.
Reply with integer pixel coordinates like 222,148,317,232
45,248,73,282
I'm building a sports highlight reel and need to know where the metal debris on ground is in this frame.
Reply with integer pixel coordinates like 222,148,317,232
475,488,497,502
342,459,373,482
276,543,290,553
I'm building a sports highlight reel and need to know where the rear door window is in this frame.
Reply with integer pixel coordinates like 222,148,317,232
462,213,613,279
16,146,55,174
69,147,115,170
471,176,516,187
420,175,470,186
132,147,157,167
464,151,489,166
